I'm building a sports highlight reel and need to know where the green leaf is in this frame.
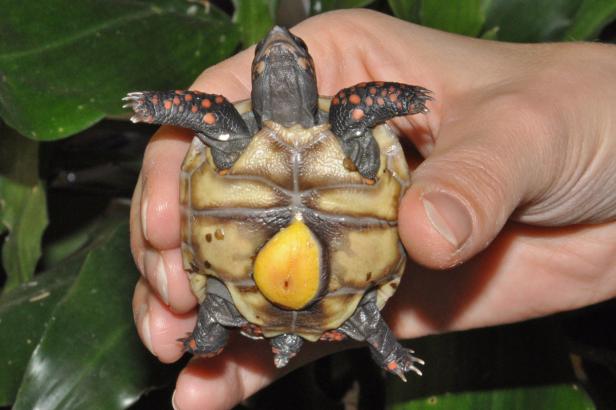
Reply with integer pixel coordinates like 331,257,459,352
0,126,48,292
0,211,133,405
388,0,421,23
311,0,376,14
232,0,277,47
386,319,584,407
0,0,239,141
485,0,584,42
41,203,128,268
0,257,81,405
565,0,616,40
13,222,171,410
420,0,490,37
389,384,595,410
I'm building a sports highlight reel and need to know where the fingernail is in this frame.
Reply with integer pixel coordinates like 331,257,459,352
135,249,146,277
138,303,156,356
172,390,179,410
155,256,170,305
422,191,472,249
141,195,149,242
145,249,170,305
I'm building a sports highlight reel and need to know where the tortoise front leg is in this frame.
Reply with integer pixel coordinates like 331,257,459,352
123,90,252,169
338,293,424,381
181,293,247,357
329,82,432,179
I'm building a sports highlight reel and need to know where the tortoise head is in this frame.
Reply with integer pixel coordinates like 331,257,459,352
251,26,318,128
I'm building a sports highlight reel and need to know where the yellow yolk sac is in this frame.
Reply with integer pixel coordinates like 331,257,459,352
253,218,321,310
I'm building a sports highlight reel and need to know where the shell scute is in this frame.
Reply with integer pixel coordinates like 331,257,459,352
180,100,411,339
189,217,271,282
329,226,401,289
306,169,400,221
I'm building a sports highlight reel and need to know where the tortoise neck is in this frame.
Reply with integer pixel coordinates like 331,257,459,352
250,27,318,128
251,62,318,128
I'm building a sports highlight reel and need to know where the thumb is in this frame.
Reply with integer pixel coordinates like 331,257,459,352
397,101,546,269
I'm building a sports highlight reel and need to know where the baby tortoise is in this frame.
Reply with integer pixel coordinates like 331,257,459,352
124,26,432,381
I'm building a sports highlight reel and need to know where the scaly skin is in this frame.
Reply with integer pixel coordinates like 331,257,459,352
123,90,251,169
329,82,432,179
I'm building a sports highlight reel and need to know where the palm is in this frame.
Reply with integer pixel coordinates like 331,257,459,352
130,10,616,410
390,222,616,338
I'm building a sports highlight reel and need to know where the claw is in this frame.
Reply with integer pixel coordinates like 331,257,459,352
409,365,423,377
177,332,194,353
383,347,424,381
394,368,408,383
273,354,291,368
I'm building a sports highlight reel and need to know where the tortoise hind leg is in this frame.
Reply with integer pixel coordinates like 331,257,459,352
270,333,304,368
181,293,247,357
338,293,424,381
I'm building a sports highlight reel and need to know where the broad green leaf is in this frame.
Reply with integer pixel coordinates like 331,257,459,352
0,126,48,292
0,257,82,405
13,223,171,410
310,0,376,14
0,0,239,141
420,0,490,37
485,0,584,42
388,0,421,23
565,0,616,40
41,203,128,268
389,384,595,410
232,0,277,47
0,211,132,405
386,319,580,407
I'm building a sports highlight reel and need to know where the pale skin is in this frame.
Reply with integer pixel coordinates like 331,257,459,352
130,9,616,410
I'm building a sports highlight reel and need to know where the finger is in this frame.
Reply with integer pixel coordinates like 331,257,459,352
143,247,196,312
133,277,197,362
173,336,348,410
173,342,277,410
132,278,154,354
130,171,146,275
139,126,193,251
398,92,558,268
388,220,616,337
132,164,197,313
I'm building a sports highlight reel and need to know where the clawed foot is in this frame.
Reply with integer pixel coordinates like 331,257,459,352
122,92,153,124
380,346,424,382
178,333,225,358
270,333,304,368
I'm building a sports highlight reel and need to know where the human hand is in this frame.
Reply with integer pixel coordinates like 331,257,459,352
130,9,616,410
